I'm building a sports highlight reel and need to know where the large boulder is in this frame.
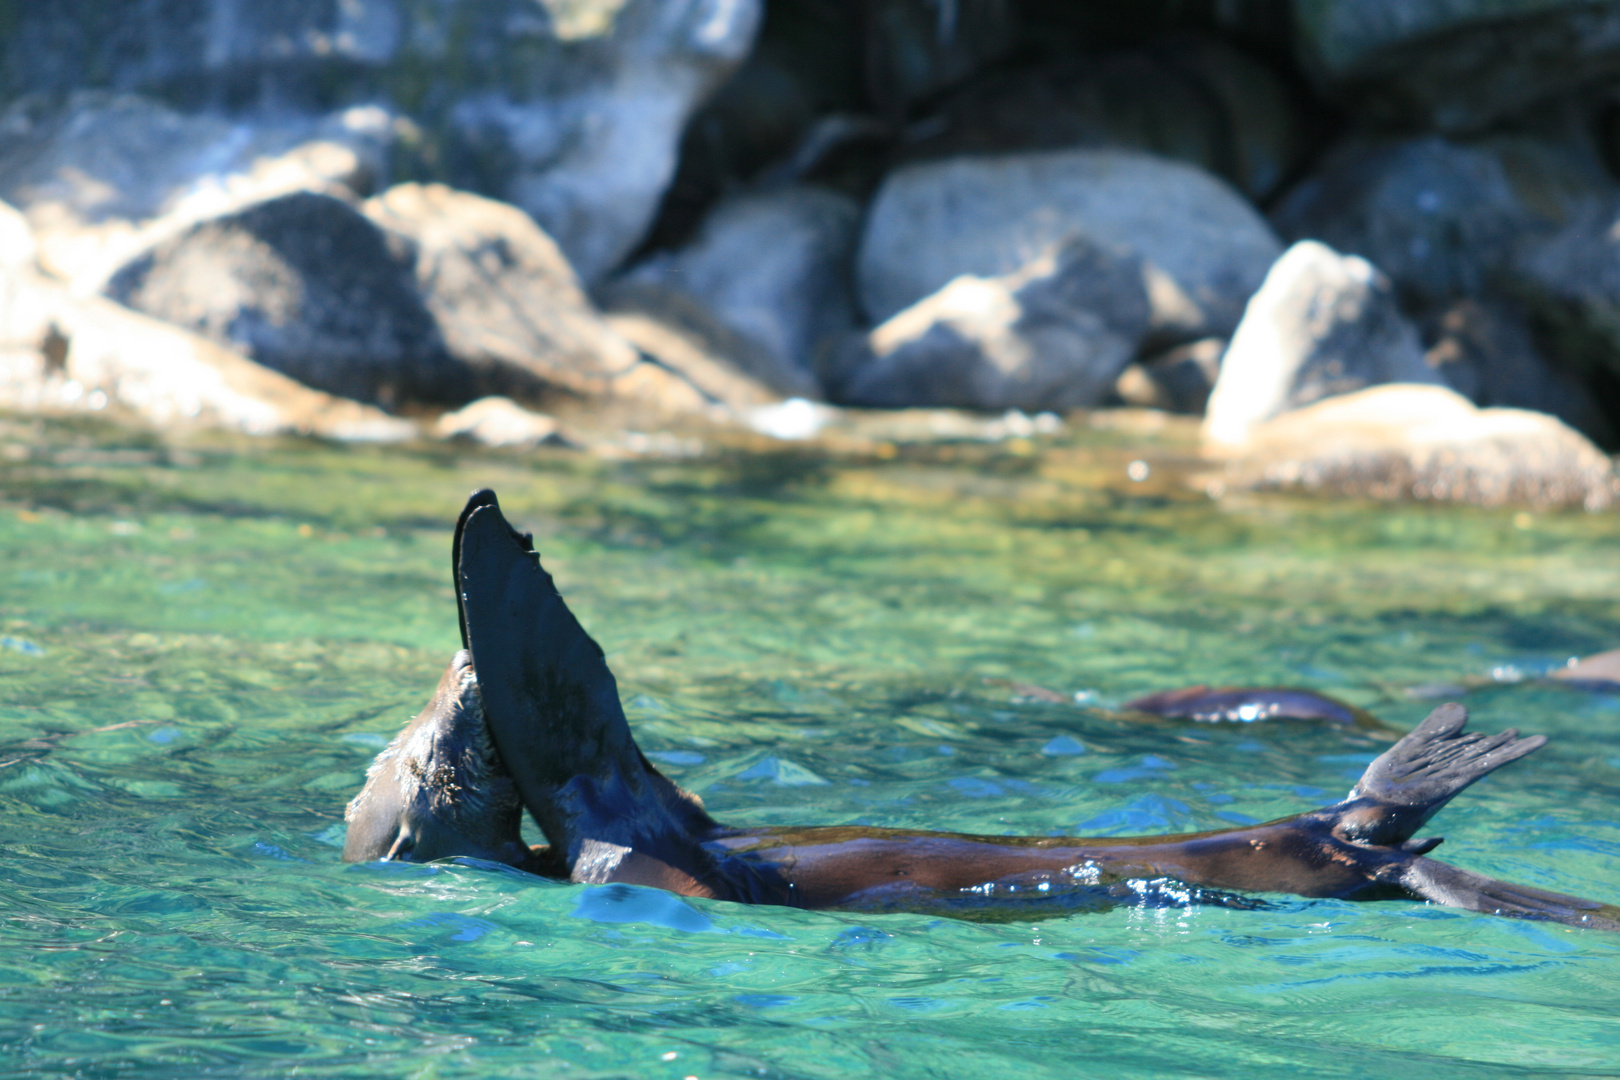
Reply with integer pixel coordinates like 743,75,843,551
0,94,393,292
617,186,858,393
105,192,453,409
1212,384,1618,511
1272,133,1609,309
1204,241,1440,446
1292,0,1620,130
361,183,640,402
836,238,1152,412
0,257,412,442
856,150,1282,345
0,1,763,284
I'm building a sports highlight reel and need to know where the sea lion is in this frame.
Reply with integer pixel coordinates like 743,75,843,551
344,490,1620,929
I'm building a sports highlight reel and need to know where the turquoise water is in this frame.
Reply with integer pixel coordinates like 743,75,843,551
3,413,1620,1078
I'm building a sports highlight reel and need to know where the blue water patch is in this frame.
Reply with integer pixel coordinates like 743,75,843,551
1093,754,1176,784
148,726,182,745
734,994,797,1008
948,776,1004,798
250,841,306,862
398,912,499,942
647,749,706,766
1216,810,1260,825
737,755,828,786
831,926,893,951
1079,794,1194,835
0,636,43,657
1204,792,1234,804
341,732,389,749
936,744,956,756
571,883,721,934
1041,735,1086,756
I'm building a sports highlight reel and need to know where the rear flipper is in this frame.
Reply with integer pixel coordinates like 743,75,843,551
1397,856,1620,933
1334,703,1545,848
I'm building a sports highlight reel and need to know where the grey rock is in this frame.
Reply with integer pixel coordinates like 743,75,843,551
620,186,858,392
1292,0,1620,131
362,182,639,403
838,237,1151,412
1423,298,1613,445
1273,133,1608,309
602,307,789,413
857,150,1281,344
105,191,452,409
0,253,413,441
1204,241,1440,446
1113,338,1225,415
0,93,394,290
1213,384,1618,511
0,1,762,285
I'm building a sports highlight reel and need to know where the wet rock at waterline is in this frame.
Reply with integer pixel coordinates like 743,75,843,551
1292,0,1620,131
0,261,413,442
1203,241,1439,446
602,308,785,414
432,397,565,449
856,150,1281,343
1113,338,1225,415
105,192,453,409
1211,384,1618,511
361,183,640,403
617,186,858,392
836,238,1150,412
0,94,393,292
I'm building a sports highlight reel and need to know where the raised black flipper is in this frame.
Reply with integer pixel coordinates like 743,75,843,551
1335,703,1546,848
454,492,720,885
1397,856,1620,933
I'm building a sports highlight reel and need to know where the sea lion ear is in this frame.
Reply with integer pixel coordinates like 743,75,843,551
457,499,635,852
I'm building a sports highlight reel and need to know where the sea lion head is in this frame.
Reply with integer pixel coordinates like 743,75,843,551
342,649,538,870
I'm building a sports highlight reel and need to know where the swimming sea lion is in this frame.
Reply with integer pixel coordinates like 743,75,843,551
345,490,1620,929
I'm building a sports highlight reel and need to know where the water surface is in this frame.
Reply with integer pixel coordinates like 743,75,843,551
3,413,1619,1078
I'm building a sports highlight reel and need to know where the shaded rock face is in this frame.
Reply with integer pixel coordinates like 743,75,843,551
837,237,1151,411
1423,298,1614,445
0,1,762,285
1272,134,1609,310
106,192,452,408
1293,0,1620,131
857,150,1281,344
1215,383,1618,511
361,182,639,402
1204,241,1440,445
1512,193,1620,401
904,36,1311,203
619,185,858,391
0,94,393,291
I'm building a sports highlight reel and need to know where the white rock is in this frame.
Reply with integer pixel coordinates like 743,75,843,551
1204,241,1438,446
433,397,562,448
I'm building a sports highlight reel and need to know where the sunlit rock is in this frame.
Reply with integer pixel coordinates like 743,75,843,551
433,397,564,448
0,94,393,293
617,186,857,394
105,192,452,409
1204,241,1439,446
838,237,1150,412
0,260,413,442
363,183,640,403
1210,384,1618,510
856,149,1281,342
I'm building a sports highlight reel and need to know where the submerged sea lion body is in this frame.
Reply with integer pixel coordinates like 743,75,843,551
345,491,1620,931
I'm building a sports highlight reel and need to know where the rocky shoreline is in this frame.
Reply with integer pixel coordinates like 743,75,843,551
3,2,1620,509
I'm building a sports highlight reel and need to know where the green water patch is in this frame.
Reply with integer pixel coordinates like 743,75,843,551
3,412,1620,1077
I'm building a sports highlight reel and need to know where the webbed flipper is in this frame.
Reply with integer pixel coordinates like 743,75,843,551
1338,703,1545,847
453,491,719,885
1397,856,1620,933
